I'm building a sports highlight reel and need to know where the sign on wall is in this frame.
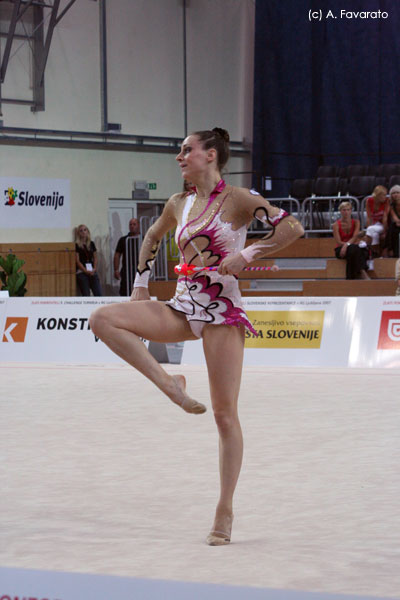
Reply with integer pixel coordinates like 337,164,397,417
0,176,70,228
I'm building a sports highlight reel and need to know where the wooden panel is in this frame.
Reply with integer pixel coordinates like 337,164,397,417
0,242,76,297
39,273,56,296
245,236,336,258
238,268,327,280
370,258,397,278
25,274,42,296
56,251,76,274
167,262,179,279
136,278,398,300
242,289,303,297
325,260,346,279
56,273,76,296
303,280,397,296
148,281,177,300
326,258,397,279
0,243,75,253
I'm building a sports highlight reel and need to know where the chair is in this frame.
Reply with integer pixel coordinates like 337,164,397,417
306,178,341,232
346,165,369,178
338,178,348,196
367,165,380,176
314,177,340,197
290,179,314,200
316,165,338,178
375,176,388,189
388,175,400,190
377,164,400,179
348,176,376,198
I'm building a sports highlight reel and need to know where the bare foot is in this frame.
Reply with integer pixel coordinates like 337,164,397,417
206,512,233,546
168,374,206,414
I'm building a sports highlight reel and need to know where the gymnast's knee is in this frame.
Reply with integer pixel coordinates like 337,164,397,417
213,410,238,434
89,305,110,337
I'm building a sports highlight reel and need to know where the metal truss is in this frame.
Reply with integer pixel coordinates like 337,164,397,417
0,0,77,112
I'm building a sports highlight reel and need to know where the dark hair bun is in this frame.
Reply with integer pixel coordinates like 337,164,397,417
212,127,230,143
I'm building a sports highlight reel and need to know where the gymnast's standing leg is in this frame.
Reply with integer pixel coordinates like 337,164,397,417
202,322,245,545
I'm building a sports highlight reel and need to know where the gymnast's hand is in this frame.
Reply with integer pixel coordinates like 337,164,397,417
130,287,151,301
218,253,247,276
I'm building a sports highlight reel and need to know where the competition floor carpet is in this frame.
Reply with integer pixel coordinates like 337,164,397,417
1,362,399,599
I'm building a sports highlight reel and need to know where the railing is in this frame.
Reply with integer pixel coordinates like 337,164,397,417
302,195,360,235
134,194,367,270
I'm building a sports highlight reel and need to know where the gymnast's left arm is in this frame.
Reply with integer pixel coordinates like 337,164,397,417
218,190,304,276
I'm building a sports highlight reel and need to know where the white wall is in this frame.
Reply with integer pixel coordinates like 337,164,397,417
0,0,101,131
0,0,255,288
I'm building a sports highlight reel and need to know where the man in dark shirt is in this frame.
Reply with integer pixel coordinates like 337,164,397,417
113,218,140,296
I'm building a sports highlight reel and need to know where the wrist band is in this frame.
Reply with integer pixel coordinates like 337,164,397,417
240,246,257,264
134,270,150,288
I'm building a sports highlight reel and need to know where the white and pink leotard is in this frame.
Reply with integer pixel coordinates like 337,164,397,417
135,179,300,338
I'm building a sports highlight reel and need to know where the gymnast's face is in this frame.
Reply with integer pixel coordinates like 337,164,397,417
176,135,214,180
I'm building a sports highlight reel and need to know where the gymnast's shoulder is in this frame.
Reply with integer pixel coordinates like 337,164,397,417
165,191,189,209
228,184,264,199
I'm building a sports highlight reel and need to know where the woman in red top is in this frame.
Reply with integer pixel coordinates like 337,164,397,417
333,201,370,279
365,185,390,256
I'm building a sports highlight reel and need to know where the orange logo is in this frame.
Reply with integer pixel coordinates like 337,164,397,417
377,311,400,349
2,316,28,342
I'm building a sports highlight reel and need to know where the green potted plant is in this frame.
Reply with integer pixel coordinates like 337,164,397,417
0,253,27,296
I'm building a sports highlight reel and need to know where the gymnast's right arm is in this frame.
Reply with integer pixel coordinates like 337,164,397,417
130,195,178,301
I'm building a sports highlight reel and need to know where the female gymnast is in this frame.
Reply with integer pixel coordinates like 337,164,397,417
90,127,304,545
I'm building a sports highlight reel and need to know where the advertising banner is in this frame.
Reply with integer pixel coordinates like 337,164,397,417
0,297,134,364
244,310,324,349
0,176,70,228
348,297,400,368
181,297,357,367
2,296,400,368
0,297,7,330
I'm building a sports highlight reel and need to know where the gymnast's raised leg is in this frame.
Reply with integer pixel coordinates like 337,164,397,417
89,300,206,414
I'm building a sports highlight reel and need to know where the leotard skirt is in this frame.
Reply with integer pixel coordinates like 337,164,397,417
166,271,258,338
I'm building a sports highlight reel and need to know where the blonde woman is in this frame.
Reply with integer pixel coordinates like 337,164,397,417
365,185,390,256
385,185,400,257
75,224,102,296
333,201,370,279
